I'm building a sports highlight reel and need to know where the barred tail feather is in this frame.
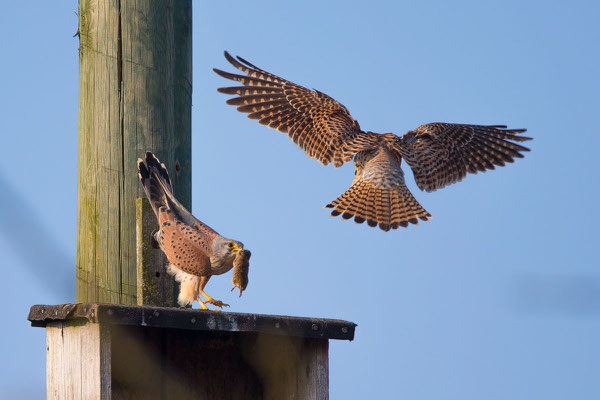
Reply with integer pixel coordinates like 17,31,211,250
325,181,431,231
141,151,197,227
137,157,168,219
144,151,173,194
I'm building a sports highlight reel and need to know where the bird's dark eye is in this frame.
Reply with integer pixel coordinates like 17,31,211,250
227,243,234,248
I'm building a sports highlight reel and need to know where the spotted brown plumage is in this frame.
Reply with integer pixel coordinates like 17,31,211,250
214,52,531,231
137,152,249,308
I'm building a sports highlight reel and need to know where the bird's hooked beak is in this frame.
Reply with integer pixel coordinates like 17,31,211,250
232,243,243,253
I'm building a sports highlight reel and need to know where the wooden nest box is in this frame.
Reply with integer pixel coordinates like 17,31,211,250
29,303,355,399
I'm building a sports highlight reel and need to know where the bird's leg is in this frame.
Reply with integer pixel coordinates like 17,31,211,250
197,276,229,308
196,277,212,310
197,299,210,310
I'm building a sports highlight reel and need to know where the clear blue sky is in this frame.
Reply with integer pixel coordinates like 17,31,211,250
1,1,599,398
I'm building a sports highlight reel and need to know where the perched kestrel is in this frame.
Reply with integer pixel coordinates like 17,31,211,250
214,52,532,231
137,152,250,309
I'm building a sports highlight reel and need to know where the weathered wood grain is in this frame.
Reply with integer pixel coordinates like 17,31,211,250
46,321,111,400
76,0,192,304
135,198,175,307
315,340,330,400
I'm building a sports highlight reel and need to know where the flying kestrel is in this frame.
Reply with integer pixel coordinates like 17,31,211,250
137,152,250,309
214,52,532,231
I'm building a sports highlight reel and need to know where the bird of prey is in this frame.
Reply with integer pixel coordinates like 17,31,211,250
137,151,250,309
214,52,531,231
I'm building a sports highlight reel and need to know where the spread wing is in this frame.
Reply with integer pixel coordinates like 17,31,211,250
399,123,531,192
214,51,379,167
157,208,214,277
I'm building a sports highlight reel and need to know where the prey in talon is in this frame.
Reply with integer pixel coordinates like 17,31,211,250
137,152,250,310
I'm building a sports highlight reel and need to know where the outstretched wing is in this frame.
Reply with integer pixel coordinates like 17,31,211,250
214,51,379,167
399,123,531,192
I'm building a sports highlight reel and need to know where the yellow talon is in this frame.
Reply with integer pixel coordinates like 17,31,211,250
200,291,229,308
198,299,209,310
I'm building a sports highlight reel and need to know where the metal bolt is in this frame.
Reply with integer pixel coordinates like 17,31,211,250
106,309,113,316
153,311,160,317
341,327,348,333
191,318,196,323
311,324,319,331
275,322,280,328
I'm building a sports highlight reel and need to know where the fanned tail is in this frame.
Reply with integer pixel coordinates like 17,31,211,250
325,181,431,231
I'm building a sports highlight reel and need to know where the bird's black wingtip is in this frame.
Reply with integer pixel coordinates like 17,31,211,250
223,50,237,65
213,68,230,79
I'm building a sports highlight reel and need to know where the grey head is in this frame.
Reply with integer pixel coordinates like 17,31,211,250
212,236,244,265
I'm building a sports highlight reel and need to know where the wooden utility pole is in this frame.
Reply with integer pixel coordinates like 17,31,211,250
76,0,192,305
29,1,357,398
